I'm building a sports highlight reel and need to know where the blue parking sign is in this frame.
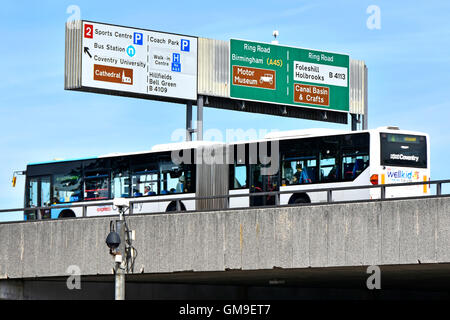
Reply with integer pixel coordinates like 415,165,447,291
181,39,190,52
134,32,143,45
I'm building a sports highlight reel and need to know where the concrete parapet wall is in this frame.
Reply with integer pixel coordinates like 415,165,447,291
0,197,449,280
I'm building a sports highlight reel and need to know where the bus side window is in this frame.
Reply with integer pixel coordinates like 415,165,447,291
341,133,370,181
53,171,82,203
319,157,338,182
342,155,369,181
233,165,247,189
159,162,194,194
281,161,294,185
84,171,109,200
343,160,355,180
132,171,158,196
112,171,130,198
28,178,39,207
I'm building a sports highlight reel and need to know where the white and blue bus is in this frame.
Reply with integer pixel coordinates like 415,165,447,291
22,126,429,220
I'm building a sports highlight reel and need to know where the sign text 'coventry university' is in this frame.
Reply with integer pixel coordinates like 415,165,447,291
81,21,197,101
230,39,349,112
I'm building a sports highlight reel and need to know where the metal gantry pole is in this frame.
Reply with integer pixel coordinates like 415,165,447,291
197,95,204,141
363,65,368,130
186,101,193,142
351,114,358,131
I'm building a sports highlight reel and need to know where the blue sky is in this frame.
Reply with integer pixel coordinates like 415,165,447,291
1,1,449,221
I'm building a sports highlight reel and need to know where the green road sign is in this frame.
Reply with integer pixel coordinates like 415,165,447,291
230,39,349,112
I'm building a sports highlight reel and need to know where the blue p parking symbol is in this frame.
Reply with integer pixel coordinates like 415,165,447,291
134,32,143,45
181,39,190,52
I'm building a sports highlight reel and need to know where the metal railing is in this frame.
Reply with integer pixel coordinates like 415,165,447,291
1,179,449,221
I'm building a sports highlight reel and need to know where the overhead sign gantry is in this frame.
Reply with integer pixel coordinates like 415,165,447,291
66,20,368,137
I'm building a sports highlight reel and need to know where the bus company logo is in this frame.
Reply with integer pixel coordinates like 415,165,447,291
386,169,420,181
93,64,133,85
97,206,111,213
389,153,419,162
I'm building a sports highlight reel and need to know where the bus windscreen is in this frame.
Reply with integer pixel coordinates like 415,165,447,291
380,133,427,168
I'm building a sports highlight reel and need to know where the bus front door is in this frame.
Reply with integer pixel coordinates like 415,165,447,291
26,176,51,220
249,165,279,207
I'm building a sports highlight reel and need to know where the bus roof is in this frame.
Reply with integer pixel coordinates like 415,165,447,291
264,128,349,140
150,140,221,152
27,157,96,166
27,126,428,166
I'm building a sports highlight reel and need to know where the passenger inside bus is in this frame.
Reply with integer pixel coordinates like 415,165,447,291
284,166,294,184
252,168,263,192
176,175,185,193
353,159,364,178
185,180,192,192
133,189,143,197
292,163,311,184
327,165,338,181
144,185,156,196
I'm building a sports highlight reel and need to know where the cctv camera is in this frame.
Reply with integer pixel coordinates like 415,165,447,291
113,197,130,209
106,231,121,250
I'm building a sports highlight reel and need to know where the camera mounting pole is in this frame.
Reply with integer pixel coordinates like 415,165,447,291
106,198,131,300
114,205,126,300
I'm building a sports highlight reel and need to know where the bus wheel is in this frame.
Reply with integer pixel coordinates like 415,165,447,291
58,209,76,218
289,194,310,205
166,201,186,212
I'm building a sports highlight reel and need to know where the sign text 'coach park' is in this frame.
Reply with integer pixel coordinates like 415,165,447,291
81,21,197,101
230,39,349,112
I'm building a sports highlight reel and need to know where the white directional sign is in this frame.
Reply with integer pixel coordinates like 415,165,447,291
80,21,197,101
